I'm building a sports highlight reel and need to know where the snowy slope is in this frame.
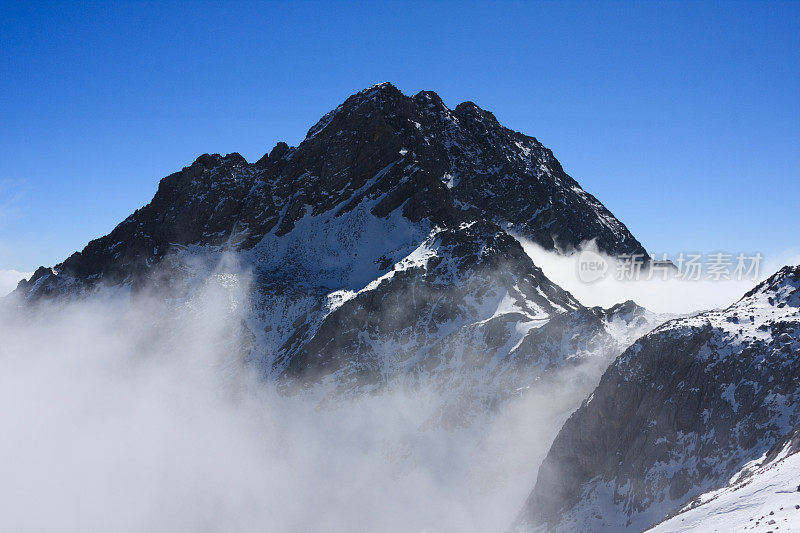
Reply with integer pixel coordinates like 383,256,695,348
517,265,800,532
649,427,800,533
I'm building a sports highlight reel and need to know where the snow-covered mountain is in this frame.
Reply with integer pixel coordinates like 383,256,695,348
517,265,800,531
648,425,800,532
11,83,656,408
11,83,797,532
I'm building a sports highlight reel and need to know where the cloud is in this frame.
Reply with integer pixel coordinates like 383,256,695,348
0,270,32,297
3,237,794,531
0,257,607,533
518,239,800,314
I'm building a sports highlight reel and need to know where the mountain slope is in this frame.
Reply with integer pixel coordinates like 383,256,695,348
517,265,800,531
648,424,800,532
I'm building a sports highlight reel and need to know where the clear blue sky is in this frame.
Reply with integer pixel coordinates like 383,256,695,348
1,0,798,272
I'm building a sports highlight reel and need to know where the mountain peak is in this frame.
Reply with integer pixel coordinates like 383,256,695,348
362,80,401,94
742,264,800,302
188,152,248,170
342,81,406,107
14,84,648,300
412,89,447,107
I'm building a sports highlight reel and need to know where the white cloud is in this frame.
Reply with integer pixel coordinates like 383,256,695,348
518,239,800,314
0,270,32,297
0,259,601,533
6,240,792,531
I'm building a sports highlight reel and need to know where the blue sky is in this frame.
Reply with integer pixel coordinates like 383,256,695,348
1,0,798,273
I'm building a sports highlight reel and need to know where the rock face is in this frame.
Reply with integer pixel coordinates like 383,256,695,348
11,83,654,404
517,265,800,532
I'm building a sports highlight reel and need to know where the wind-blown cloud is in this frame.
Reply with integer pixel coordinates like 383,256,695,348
0,270,31,297
518,239,800,314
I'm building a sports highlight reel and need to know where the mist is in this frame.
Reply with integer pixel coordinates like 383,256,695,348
518,239,800,314
5,238,790,531
0,260,606,533
0,269,31,297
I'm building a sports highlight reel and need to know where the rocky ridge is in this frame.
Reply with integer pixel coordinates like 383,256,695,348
518,265,800,531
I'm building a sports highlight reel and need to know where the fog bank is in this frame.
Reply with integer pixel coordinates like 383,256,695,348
519,240,800,314
0,264,604,533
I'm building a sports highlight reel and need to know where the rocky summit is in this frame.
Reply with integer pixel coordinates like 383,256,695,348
17,82,644,296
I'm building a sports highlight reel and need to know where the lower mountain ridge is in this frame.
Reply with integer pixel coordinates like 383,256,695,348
648,425,800,532
516,265,800,532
